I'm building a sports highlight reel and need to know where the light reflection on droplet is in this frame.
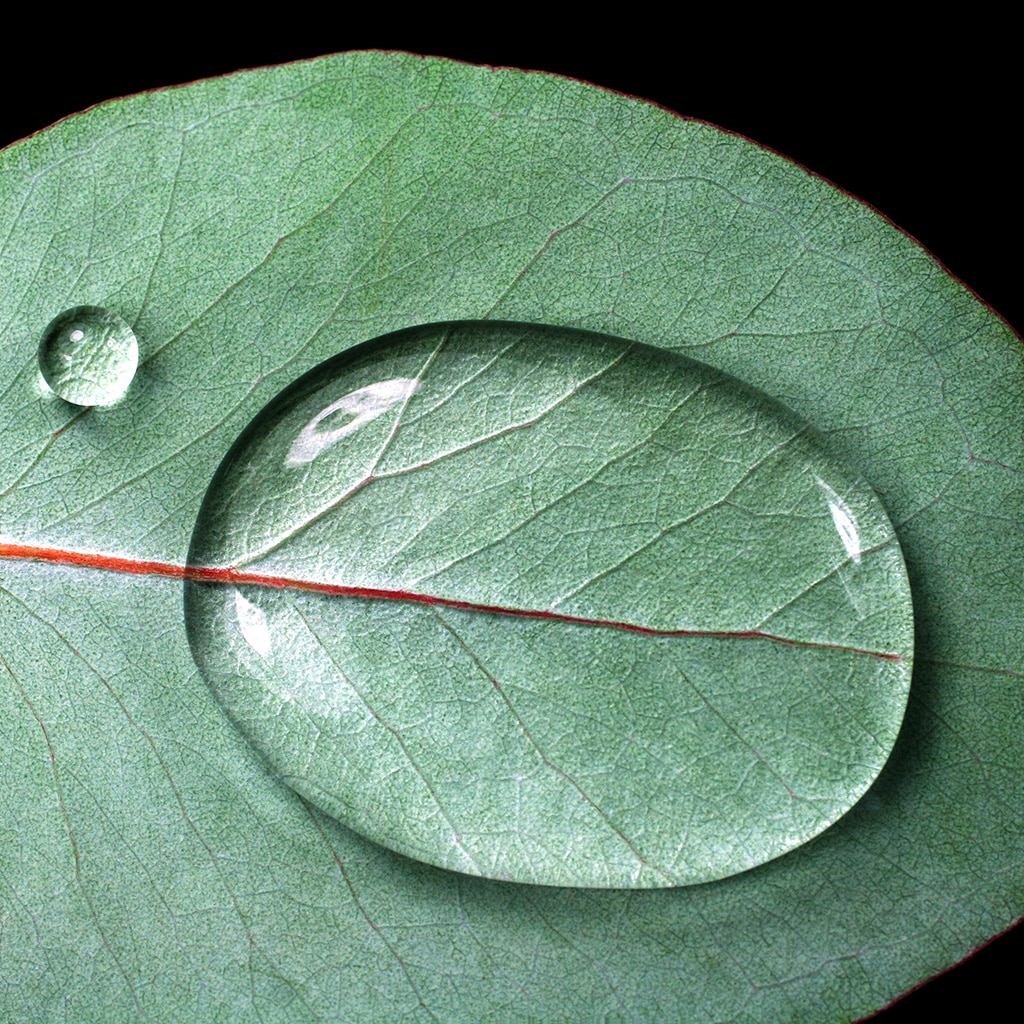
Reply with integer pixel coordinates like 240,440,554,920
285,378,420,467
817,477,862,563
234,589,272,658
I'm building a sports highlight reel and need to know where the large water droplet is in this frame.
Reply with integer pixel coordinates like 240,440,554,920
185,321,913,888
37,305,139,406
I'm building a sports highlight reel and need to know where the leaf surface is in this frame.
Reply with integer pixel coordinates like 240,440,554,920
0,52,1021,1021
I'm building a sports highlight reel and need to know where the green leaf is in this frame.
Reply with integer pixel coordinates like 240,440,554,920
0,52,1020,1020
184,319,913,888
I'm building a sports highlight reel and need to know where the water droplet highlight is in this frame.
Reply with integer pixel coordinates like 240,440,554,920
285,377,420,467
185,321,914,888
817,476,863,564
234,589,273,659
37,305,138,406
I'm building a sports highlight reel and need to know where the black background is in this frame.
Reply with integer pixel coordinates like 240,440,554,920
1,24,1018,1022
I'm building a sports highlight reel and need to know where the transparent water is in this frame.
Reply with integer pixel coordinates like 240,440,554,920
185,321,914,887
38,305,138,406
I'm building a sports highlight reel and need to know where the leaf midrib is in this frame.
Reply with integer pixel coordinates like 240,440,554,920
0,541,904,662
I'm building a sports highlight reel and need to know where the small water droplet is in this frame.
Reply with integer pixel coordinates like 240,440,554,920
185,321,914,888
37,305,138,406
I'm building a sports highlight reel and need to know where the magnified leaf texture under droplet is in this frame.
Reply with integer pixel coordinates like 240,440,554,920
185,321,913,887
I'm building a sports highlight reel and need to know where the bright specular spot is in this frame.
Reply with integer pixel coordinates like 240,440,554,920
285,378,420,466
817,476,863,564
235,589,272,658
